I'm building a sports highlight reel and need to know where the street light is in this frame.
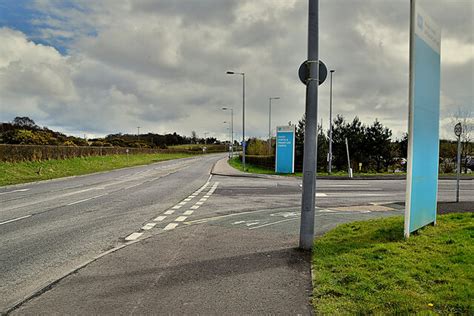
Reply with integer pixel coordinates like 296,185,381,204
222,107,234,158
268,97,280,154
204,132,209,145
226,71,246,171
328,69,335,174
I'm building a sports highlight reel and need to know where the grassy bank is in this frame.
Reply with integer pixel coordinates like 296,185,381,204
228,157,473,178
312,213,474,314
0,153,193,186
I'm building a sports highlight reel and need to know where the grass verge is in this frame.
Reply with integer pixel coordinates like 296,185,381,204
0,153,194,186
312,213,474,314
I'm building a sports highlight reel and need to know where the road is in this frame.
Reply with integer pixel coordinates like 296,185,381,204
0,154,221,311
1,155,473,313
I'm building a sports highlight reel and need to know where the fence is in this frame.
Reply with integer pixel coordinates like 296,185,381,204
0,144,223,162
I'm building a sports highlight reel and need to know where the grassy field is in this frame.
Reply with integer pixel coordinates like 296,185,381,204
0,153,193,186
312,213,474,314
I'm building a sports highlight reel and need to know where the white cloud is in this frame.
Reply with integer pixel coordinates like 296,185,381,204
0,0,472,141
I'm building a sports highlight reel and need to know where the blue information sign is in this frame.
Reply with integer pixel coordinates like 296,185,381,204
275,125,295,174
405,1,441,237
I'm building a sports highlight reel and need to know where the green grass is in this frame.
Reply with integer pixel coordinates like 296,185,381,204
228,157,276,175
0,153,193,186
312,213,474,314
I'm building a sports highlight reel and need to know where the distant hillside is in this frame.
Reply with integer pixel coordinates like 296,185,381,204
0,117,220,148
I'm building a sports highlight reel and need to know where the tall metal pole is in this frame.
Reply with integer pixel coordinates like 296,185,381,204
299,0,319,250
231,108,234,158
268,97,280,155
456,134,461,202
242,73,246,171
268,97,272,154
226,71,245,170
328,70,334,174
137,126,140,141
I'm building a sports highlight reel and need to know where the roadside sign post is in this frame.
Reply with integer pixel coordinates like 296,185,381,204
405,0,441,238
455,122,462,202
299,0,320,250
275,126,296,174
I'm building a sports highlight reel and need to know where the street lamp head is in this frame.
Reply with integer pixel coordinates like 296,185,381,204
271,97,280,100
226,71,234,74
330,69,335,73
222,107,228,110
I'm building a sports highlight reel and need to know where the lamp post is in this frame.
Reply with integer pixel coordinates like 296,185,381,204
328,69,335,174
226,71,245,171
268,97,280,154
204,132,209,145
137,126,140,141
222,107,234,158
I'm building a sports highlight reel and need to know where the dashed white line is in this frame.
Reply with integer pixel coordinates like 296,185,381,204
164,210,175,215
0,214,32,226
125,232,143,241
248,218,297,230
175,216,187,222
67,194,106,206
203,195,210,198
195,201,204,205
0,188,30,195
184,198,192,202
172,205,182,210
190,205,200,210
164,223,179,230
154,215,167,221
142,223,157,230
183,210,194,215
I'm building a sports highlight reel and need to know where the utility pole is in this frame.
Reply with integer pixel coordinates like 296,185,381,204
299,0,319,250
204,132,209,145
137,126,140,141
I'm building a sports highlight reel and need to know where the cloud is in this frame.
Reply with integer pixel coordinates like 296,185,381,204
0,0,472,141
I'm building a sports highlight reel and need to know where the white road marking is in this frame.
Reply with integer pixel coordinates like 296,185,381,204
190,205,200,210
142,223,157,230
184,198,192,202
249,218,297,230
124,184,141,190
175,216,187,222
164,210,175,215
125,232,143,241
0,214,32,226
203,195,210,198
316,193,327,197
232,221,246,225
67,194,106,206
199,197,208,201
0,188,30,195
154,216,167,221
172,205,182,210
183,210,194,215
164,223,179,230
195,201,204,205
178,201,187,206
246,221,261,227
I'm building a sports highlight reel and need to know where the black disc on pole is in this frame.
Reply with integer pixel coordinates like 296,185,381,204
298,60,327,85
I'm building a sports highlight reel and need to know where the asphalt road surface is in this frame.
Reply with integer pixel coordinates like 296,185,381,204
0,154,221,311
1,155,473,313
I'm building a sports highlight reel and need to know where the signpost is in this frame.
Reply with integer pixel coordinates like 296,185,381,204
275,125,295,174
455,122,462,202
405,0,441,238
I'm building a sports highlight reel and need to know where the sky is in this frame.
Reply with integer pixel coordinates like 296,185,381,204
0,0,472,141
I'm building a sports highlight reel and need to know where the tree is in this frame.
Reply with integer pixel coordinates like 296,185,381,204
12,117,38,129
295,114,328,172
365,119,392,171
191,131,197,144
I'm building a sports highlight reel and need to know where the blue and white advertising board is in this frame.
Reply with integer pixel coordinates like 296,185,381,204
275,125,295,174
405,1,441,237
